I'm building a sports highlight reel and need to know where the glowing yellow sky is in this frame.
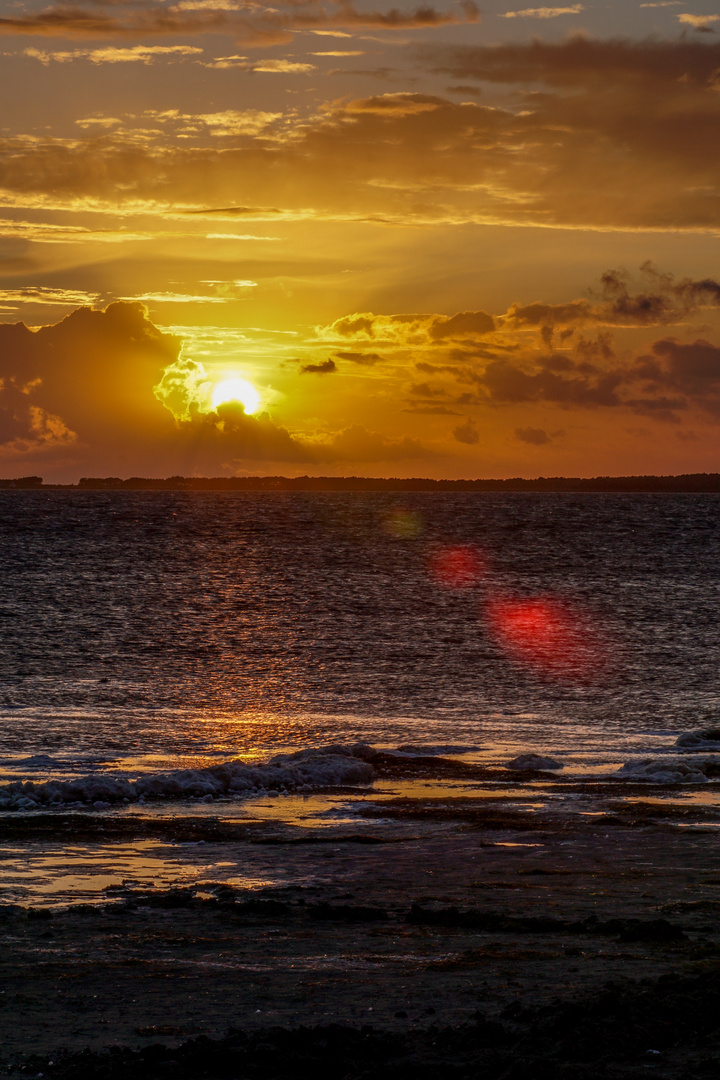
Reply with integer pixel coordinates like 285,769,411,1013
0,0,719,480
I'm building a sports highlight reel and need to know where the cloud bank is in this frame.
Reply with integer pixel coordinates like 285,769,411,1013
1,39,718,231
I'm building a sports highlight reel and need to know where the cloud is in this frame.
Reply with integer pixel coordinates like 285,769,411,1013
317,267,720,376
320,308,495,345
500,5,583,17
480,356,625,408
515,426,551,444
635,338,720,401
316,423,430,461
206,233,282,240
0,1,479,44
121,291,225,304
465,320,720,423
424,36,720,87
502,265,720,333
23,45,203,64
428,310,495,339
0,377,77,460
0,286,102,308
404,404,461,414
245,59,317,73
300,358,337,373
0,302,179,461
0,302,435,472
189,403,318,463
311,265,720,429
334,350,384,365
343,92,449,115
453,417,479,443
142,108,283,137
2,40,719,233
677,13,719,30
409,381,447,397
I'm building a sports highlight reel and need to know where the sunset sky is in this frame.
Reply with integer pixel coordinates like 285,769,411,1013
1,0,719,481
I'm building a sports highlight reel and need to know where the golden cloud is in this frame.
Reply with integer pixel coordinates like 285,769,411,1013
0,1,479,44
23,45,203,64
500,5,583,17
1,39,718,232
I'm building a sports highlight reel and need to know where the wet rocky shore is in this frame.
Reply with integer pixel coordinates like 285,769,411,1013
2,809,720,1079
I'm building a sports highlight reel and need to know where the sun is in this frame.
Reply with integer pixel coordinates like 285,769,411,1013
211,377,261,415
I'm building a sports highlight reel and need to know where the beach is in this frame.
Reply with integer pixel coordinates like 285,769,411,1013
3,745,720,1077
2,490,720,1076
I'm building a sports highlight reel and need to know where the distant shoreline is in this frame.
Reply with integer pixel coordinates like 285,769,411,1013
2,473,720,492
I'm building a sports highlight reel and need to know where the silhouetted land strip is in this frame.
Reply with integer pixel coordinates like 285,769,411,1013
3,473,720,492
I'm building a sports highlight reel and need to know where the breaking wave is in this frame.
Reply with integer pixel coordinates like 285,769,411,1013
676,728,720,750
0,745,378,812
615,756,720,784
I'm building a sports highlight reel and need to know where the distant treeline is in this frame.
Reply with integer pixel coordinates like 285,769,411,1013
3,473,720,492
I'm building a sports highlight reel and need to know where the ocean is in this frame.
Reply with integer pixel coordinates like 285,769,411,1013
1,490,719,905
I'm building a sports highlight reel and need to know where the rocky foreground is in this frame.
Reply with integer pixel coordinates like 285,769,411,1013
2,807,720,1079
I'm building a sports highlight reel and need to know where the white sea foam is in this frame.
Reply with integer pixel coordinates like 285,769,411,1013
615,757,720,783
0,744,376,811
505,754,564,771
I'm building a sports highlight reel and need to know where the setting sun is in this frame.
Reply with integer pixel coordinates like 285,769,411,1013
211,377,261,415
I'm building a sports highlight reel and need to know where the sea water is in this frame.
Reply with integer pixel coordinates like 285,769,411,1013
1,490,719,902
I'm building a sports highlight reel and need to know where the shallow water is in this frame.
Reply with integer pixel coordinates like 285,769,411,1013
1,490,719,904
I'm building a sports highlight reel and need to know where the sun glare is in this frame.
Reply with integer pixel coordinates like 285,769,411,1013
211,377,261,414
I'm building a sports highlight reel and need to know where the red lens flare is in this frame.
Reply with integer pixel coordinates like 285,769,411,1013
429,545,486,589
486,596,601,679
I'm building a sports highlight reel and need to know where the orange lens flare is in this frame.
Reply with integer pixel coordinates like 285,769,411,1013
486,596,601,679
429,545,486,589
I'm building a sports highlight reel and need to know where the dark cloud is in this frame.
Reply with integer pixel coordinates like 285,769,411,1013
332,315,377,337
650,338,720,387
468,325,720,422
318,266,720,427
0,1,478,42
416,361,462,374
0,302,179,452
409,381,447,397
634,339,720,415
0,303,437,473
453,417,479,444
428,309,495,339
0,376,76,457
403,404,461,414
183,404,317,464
481,356,624,408
622,396,686,424
515,426,551,445
422,37,720,88
317,423,430,462
504,299,592,329
344,93,451,114
335,350,383,365
301,358,337,374
596,264,720,325
504,266,720,333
